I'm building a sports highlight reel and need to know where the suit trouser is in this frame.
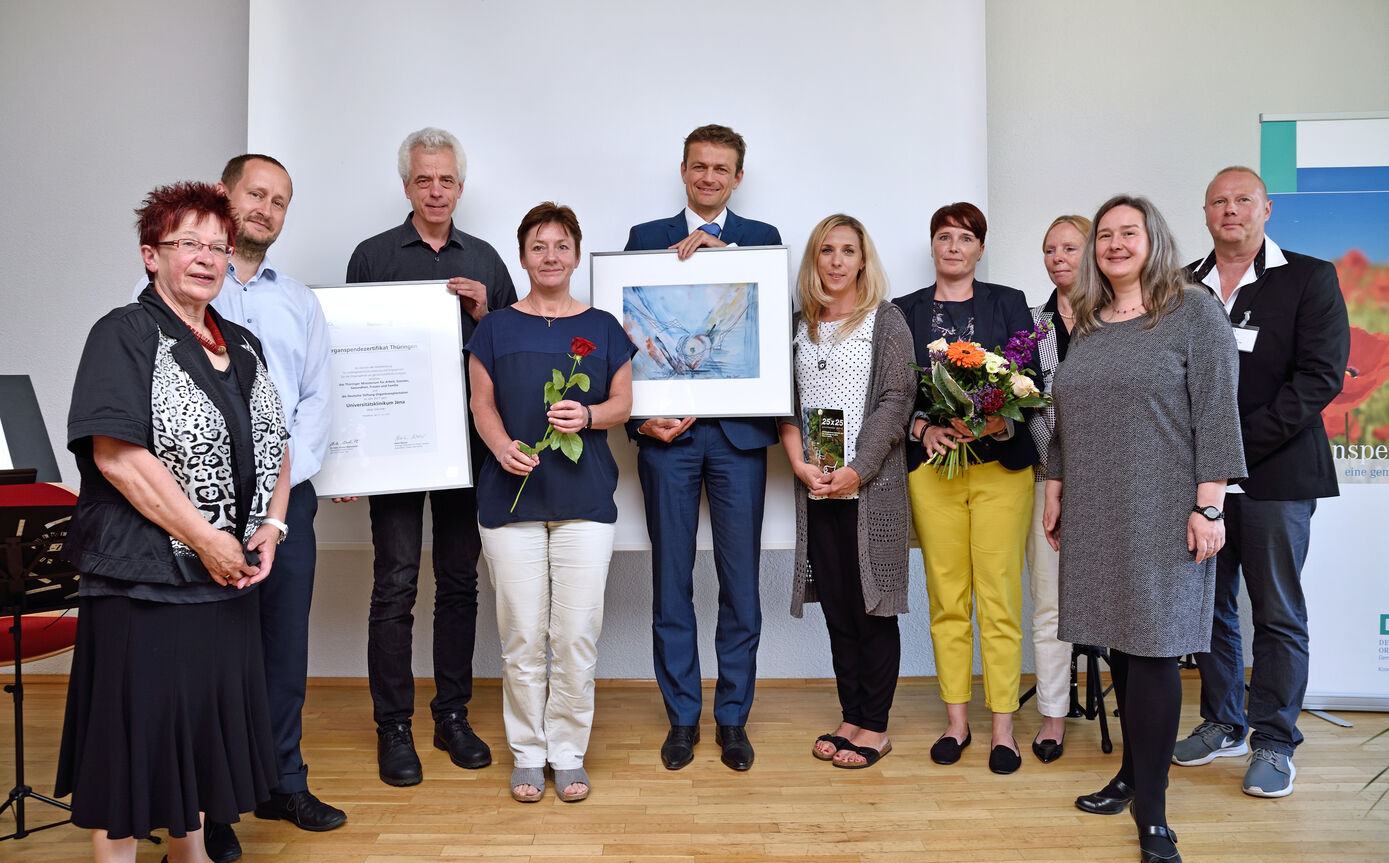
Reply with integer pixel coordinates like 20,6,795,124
1194,495,1314,756
1024,481,1072,718
258,480,318,794
366,488,481,727
480,519,614,770
638,421,766,727
908,460,1032,713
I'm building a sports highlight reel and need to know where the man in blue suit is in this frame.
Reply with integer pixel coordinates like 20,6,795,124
624,124,781,772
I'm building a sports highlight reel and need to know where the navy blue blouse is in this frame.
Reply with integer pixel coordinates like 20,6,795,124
466,307,636,528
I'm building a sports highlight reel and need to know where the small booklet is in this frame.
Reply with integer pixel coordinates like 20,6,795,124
804,407,845,475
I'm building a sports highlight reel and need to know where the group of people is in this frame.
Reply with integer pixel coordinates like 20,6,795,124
55,122,1348,863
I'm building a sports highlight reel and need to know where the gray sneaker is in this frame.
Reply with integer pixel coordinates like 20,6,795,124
1243,748,1296,797
1171,721,1248,766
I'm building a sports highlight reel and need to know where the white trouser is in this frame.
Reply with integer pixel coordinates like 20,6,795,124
1025,482,1072,718
480,519,615,769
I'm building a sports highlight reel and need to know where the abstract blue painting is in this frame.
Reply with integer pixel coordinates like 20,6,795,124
622,282,760,381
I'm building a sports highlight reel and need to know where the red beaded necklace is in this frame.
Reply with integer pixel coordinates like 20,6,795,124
185,311,227,355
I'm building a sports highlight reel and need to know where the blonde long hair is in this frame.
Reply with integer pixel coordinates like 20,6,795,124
797,214,889,343
1071,195,1188,339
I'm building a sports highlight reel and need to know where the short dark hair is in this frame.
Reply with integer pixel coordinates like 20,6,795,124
135,181,237,274
929,201,987,245
683,124,747,173
220,153,291,192
517,202,582,255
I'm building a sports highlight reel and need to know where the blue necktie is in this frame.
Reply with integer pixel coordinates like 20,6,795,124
699,223,721,238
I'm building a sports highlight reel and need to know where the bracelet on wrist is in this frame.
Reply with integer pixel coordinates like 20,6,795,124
584,405,593,429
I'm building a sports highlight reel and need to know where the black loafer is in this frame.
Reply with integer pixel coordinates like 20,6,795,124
1139,825,1181,863
253,789,347,832
989,740,1022,774
434,711,492,769
660,725,700,770
929,729,971,765
715,725,754,771
377,722,423,786
1075,779,1135,815
1032,736,1064,763
203,819,242,863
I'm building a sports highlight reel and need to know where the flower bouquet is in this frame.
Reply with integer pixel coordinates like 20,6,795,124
511,337,596,512
912,322,1051,479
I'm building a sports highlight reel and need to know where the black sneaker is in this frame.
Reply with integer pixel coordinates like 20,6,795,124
377,722,423,786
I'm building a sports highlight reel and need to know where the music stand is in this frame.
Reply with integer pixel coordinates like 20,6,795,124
0,481,79,843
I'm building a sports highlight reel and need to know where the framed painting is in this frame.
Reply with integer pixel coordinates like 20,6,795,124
589,245,793,419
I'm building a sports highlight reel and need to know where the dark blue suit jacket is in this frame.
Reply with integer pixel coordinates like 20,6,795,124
894,280,1041,472
623,209,783,450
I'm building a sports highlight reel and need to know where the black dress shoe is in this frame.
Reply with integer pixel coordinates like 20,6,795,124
661,725,700,770
715,725,754,771
929,729,971,765
988,740,1022,775
1138,825,1181,862
434,711,492,769
254,789,347,831
1032,736,1064,763
1075,779,1135,815
377,722,423,786
203,819,242,863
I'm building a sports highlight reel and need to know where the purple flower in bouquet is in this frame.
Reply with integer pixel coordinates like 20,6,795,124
1003,320,1051,366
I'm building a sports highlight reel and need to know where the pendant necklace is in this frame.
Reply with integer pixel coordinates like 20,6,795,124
814,321,840,371
530,296,571,327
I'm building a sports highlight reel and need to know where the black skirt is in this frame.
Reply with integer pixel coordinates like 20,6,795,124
55,590,275,839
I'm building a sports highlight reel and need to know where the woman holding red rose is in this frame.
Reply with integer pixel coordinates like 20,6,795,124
466,203,635,804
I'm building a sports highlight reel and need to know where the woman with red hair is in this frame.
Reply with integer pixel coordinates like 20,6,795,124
57,181,290,861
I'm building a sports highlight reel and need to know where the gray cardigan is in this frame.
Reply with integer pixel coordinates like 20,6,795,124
787,301,917,618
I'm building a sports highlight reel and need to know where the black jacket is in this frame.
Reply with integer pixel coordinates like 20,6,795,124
1185,244,1348,500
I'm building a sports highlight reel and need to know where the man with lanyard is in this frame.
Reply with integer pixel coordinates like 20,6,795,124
1173,166,1349,798
345,127,517,787
623,124,781,772
133,153,341,862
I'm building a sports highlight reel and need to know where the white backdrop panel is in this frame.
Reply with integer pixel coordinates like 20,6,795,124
248,0,987,549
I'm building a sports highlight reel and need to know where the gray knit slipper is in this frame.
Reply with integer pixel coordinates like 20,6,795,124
553,766,590,802
510,766,545,803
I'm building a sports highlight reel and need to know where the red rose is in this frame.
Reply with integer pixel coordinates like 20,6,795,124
571,337,597,357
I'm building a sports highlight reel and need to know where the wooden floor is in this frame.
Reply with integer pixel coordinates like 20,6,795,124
2,674,1387,861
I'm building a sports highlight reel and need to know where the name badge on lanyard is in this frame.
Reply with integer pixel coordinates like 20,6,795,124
1232,310,1259,353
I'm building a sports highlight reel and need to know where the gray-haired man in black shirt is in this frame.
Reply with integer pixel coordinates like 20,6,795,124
344,127,517,787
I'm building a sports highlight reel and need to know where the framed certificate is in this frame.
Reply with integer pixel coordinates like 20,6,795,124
310,281,471,497
589,245,793,419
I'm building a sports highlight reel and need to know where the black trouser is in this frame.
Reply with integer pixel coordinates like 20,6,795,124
807,498,900,733
366,487,481,726
1109,650,1182,828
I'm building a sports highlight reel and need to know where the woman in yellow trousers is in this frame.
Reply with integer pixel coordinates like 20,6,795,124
893,202,1040,774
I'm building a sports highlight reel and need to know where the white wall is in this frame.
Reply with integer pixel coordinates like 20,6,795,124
984,0,1389,299
8,0,1386,680
1,0,250,672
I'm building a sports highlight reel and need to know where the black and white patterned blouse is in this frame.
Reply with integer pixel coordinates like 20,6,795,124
793,310,877,499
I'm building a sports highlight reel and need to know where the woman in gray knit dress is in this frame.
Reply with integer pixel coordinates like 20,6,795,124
780,214,915,769
1043,195,1245,863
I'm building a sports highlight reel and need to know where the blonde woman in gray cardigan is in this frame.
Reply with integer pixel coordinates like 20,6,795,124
779,214,916,769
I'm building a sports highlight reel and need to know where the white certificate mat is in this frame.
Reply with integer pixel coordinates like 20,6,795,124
591,246,793,419
310,281,471,497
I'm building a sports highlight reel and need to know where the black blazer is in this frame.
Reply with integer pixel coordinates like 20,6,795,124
894,280,1040,472
1186,246,1349,500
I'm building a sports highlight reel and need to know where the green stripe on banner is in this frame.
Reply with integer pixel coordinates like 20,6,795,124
1261,121,1297,192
